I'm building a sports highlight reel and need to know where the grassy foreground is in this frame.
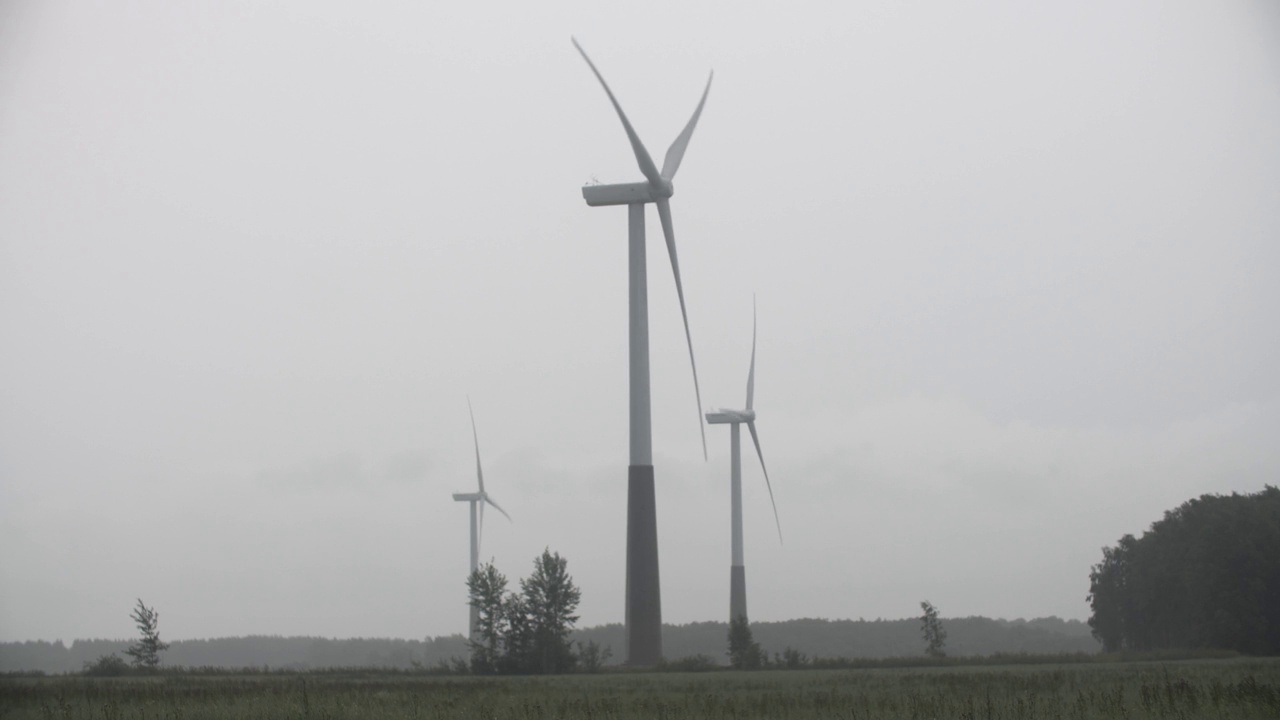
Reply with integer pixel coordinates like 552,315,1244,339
2,658,1278,719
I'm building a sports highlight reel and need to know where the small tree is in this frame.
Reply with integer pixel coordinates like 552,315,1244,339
500,591,535,673
920,600,947,658
123,598,169,670
778,646,808,669
522,548,582,674
466,563,509,674
575,640,612,673
727,616,763,669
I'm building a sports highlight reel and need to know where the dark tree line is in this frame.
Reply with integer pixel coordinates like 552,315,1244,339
467,549,600,674
1088,485,1280,653
2,617,1096,673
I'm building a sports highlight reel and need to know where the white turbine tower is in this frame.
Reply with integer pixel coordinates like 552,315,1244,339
573,37,711,666
705,300,781,624
452,399,512,641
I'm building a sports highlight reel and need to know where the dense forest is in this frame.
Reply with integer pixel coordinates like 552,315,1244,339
1088,485,1280,654
0,616,1096,673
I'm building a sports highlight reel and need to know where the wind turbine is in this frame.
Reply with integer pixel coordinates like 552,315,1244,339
573,37,711,666
452,399,512,641
705,299,781,624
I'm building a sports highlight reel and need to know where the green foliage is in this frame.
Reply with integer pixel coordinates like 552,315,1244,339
1089,486,1280,653
575,640,612,673
123,598,169,670
81,653,130,676
466,563,509,674
776,646,809,669
727,616,764,669
466,549,585,674
499,591,534,673
921,600,947,658
521,548,582,674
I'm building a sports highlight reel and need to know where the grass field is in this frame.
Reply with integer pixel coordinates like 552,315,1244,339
2,658,1278,719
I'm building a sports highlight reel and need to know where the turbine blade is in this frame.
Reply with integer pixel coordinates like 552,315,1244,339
746,420,782,544
469,398,485,494
484,494,513,523
746,295,757,410
656,197,707,460
661,71,713,181
572,38,663,188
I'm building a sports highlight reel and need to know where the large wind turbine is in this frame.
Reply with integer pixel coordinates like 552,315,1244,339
573,38,711,666
452,400,512,641
705,300,781,624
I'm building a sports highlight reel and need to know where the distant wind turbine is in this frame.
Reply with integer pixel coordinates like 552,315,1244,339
705,299,781,624
573,37,712,666
452,399,512,641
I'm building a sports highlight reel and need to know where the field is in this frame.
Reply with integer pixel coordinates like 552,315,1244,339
3,658,1279,719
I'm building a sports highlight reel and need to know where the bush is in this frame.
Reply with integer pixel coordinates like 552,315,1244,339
83,654,130,677
777,646,809,669
657,654,721,672
576,640,613,673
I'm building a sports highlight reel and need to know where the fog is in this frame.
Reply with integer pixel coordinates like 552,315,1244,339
1,0,1277,642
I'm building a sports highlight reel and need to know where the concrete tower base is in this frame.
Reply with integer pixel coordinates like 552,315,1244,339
625,465,662,665
730,564,747,623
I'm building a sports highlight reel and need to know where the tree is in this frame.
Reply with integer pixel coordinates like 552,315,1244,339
123,599,169,670
727,616,764,669
1088,486,1280,653
521,548,582,674
777,646,809,669
499,591,534,673
576,640,612,673
1086,534,1137,652
465,549,584,674
920,601,947,658
466,563,509,674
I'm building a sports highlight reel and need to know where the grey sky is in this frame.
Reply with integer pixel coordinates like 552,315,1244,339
2,0,1277,643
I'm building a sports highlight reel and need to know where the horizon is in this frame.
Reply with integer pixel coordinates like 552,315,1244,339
8,612,1093,646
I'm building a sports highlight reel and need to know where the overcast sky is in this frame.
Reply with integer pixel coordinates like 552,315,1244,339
2,0,1278,644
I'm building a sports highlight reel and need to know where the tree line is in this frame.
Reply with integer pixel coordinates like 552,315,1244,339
1088,485,1280,653
0,616,1097,674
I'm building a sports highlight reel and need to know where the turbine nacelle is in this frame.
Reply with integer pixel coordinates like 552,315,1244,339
708,299,781,545
582,180,674,207
705,408,756,425
452,492,484,502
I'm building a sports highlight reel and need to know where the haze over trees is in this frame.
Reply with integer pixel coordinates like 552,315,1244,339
1088,486,1280,653
0,617,1097,674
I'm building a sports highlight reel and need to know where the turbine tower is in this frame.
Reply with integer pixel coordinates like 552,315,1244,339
705,300,781,624
573,38,711,666
452,399,511,641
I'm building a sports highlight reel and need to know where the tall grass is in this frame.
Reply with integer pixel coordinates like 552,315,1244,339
2,657,1277,719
